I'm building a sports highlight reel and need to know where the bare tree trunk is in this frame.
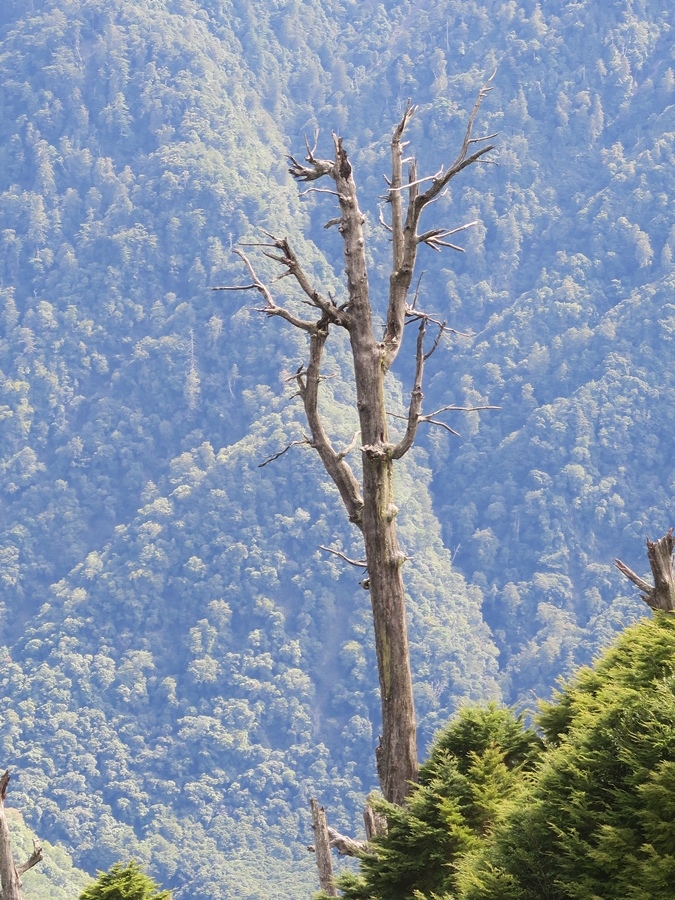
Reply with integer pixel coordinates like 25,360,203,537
615,529,675,612
0,771,42,900
215,79,495,806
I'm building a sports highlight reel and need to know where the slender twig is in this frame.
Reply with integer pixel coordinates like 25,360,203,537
378,206,393,233
422,403,501,418
409,271,424,311
387,167,444,192
258,439,310,468
424,321,446,361
320,546,368,568
299,187,341,197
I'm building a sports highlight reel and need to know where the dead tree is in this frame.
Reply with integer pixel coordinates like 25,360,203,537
615,529,675,612
0,771,43,900
309,799,337,896
215,80,496,806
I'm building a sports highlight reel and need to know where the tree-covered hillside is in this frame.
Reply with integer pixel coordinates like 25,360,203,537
0,0,672,896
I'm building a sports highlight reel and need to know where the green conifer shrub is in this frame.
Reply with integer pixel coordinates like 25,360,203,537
79,861,171,900
328,705,542,900
459,613,675,900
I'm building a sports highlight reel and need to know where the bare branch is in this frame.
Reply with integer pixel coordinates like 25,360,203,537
258,231,349,327
423,403,501,418
391,319,426,460
416,76,496,209
337,430,361,461
417,221,479,250
469,131,499,144
258,438,310,468
391,100,416,154
417,228,466,253
288,132,336,182
288,135,335,182
387,167,444,193
212,248,316,332
614,558,654,596
424,321,446,361
390,402,500,442
305,129,320,158
16,839,43,877
408,271,425,312
328,827,367,857
320,545,368,568
382,77,495,371
378,206,393,234
389,103,416,274
404,307,473,339
421,418,462,437
296,321,365,528
224,239,363,530
211,283,257,292
300,187,341,197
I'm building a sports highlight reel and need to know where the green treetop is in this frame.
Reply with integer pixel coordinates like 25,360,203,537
459,613,675,900
79,861,171,900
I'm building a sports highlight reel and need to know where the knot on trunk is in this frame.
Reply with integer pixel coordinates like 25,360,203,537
361,443,394,460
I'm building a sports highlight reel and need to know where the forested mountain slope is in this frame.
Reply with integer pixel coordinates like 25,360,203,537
0,0,672,897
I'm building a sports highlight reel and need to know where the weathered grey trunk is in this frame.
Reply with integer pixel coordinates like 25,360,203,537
331,139,418,805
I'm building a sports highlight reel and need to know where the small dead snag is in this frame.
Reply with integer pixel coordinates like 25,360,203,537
615,529,675,612
0,771,43,900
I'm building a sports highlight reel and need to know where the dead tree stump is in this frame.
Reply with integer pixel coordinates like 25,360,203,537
615,529,675,612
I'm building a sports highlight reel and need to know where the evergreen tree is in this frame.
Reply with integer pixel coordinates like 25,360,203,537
329,705,542,900
459,613,675,900
79,861,171,900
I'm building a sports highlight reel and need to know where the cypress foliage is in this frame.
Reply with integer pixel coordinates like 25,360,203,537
459,613,675,900
329,705,542,900
79,861,171,900
332,616,675,900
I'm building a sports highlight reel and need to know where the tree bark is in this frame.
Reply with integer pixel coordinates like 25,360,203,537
327,136,418,807
0,771,42,900
615,529,675,612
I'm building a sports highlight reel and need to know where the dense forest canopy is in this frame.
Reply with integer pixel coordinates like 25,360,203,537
0,0,672,896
